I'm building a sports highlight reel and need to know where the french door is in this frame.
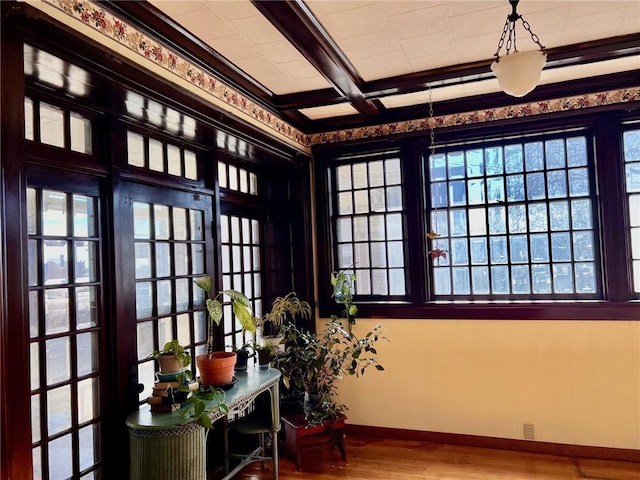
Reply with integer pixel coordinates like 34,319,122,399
121,183,214,402
27,169,106,479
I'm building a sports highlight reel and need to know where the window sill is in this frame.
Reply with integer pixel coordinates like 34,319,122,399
322,301,639,321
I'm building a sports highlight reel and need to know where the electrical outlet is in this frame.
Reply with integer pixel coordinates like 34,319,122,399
523,423,535,440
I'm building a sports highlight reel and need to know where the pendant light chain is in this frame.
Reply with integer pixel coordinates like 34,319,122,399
427,83,447,264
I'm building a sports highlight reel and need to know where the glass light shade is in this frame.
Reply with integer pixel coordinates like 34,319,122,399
491,50,547,97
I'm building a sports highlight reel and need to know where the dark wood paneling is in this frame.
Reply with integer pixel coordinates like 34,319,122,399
0,6,32,479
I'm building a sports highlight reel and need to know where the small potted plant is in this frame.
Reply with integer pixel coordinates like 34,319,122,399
254,342,277,371
231,342,255,372
152,339,192,377
193,276,257,386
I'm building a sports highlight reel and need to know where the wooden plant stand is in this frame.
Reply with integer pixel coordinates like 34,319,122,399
281,413,346,470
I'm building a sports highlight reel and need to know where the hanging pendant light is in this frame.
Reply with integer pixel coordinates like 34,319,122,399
491,0,546,97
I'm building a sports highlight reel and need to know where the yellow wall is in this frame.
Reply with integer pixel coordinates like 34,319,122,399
329,318,640,450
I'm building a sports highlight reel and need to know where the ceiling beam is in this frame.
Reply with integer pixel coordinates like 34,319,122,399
250,0,382,119
274,33,640,112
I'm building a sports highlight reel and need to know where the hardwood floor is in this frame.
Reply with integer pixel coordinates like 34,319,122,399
235,435,640,480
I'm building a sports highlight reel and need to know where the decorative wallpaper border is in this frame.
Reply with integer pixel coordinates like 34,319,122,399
310,87,640,145
41,0,640,150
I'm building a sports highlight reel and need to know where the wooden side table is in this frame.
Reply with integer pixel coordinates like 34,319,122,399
281,413,346,470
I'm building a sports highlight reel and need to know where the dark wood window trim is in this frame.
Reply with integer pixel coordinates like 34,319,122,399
315,112,640,321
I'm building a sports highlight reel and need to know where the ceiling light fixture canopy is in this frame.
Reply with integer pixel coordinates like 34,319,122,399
491,0,546,98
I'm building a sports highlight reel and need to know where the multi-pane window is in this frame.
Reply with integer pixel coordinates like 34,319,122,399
333,155,406,296
218,161,258,195
126,131,198,180
220,214,263,349
28,186,103,479
623,128,640,294
24,97,92,154
133,201,208,400
427,134,599,298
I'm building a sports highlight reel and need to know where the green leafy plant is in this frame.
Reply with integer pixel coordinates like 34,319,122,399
177,384,228,429
331,270,358,333
193,276,257,355
273,272,387,425
152,339,192,369
262,292,312,334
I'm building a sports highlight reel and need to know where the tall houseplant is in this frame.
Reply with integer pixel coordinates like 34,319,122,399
193,276,256,385
274,273,387,425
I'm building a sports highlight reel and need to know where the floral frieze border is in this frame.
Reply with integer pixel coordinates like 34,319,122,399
42,0,639,149
309,87,640,145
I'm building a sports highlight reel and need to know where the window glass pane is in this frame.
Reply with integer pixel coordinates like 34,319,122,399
184,151,198,180
75,241,96,283
47,373,71,415
148,138,164,172
44,240,68,285
70,112,92,154
524,142,544,171
504,144,523,173
40,102,65,148
485,147,503,175
45,288,69,334
154,205,170,239
77,333,98,376
239,168,249,193
190,209,204,241
167,144,181,176
545,139,565,169
567,136,587,167
43,190,67,236
48,434,72,479
385,158,401,184
25,97,35,140
155,242,171,277
136,282,152,318
229,165,238,190
127,132,145,167
353,163,367,189
133,203,151,239
76,286,97,329
157,280,172,315
337,165,351,190
79,424,98,471
547,170,567,198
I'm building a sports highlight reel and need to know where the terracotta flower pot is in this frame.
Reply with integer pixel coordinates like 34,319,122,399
196,352,236,386
156,354,183,374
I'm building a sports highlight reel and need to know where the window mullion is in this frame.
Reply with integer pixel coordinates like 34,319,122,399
596,117,633,301
402,143,427,302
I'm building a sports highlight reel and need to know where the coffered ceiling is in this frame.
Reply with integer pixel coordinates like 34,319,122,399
110,0,640,132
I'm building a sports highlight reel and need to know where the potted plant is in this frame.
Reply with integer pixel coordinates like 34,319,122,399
231,342,254,372
193,276,257,385
273,272,387,425
254,342,277,370
152,339,192,376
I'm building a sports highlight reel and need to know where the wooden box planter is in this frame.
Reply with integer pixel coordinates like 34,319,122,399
281,413,346,470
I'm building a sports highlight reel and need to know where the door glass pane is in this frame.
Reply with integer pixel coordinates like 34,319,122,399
43,190,67,236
